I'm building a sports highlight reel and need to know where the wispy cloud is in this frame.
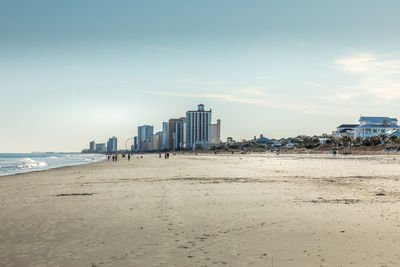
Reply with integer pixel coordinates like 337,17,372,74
335,52,400,100
302,81,360,104
151,90,265,105
147,51,400,117
149,88,348,116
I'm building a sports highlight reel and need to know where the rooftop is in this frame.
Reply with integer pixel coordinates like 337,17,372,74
359,116,398,123
256,136,270,144
337,124,359,128
359,124,400,128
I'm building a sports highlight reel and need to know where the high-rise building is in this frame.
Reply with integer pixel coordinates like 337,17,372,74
89,141,96,151
162,122,169,150
168,117,187,150
107,136,117,152
211,119,221,145
175,117,187,150
138,125,154,152
153,134,159,151
96,143,106,152
186,104,212,149
153,131,163,151
217,119,221,143
133,136,138,152
168,118,181,150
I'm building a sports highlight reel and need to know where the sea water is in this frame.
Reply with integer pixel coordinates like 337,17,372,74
0,153,106,176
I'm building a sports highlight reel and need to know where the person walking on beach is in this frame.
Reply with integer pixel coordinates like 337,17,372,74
115,154,118,162
128,154,131,161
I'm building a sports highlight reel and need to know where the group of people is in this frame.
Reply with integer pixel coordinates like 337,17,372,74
107,153,144,162
107,154,119,162
107,153,174,162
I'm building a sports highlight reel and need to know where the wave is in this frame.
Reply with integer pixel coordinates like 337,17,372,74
0,154,105,176
0,158,47,170
18,158,48,169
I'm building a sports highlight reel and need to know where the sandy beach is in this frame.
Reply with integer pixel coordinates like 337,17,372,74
1,153,400,267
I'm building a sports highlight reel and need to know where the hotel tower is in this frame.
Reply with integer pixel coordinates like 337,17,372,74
186,104,212,150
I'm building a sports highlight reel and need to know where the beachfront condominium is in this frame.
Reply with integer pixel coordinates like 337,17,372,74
210,119,221,145
174,117,187,150
153,131,163,151
89,141,96,151
168,118,181,150
138,125,154,152
168,117,187,150
133,136,138,152
186,104,212,150
96,143,106,152
162,122,169,150
107,136,117,152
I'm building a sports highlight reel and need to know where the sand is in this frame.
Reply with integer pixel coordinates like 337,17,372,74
1,153,400,267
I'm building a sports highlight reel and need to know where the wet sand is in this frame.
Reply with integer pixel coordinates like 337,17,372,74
1,153,400,266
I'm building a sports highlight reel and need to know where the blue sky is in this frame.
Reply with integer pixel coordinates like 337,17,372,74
1,0,400,152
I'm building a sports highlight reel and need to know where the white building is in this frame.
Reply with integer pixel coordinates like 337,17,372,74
211,119,221,145
355,117,399,138
332,124,359,138
333,116,399,139
186,104,212,149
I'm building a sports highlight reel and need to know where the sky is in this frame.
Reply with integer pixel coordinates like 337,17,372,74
1,0,400,152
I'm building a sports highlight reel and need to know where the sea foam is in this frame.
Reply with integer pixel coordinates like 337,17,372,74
0,158,48,170
0,153,105,176
17,158,48,169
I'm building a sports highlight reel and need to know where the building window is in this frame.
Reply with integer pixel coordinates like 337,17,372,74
373,129,377,133
381,129,385,133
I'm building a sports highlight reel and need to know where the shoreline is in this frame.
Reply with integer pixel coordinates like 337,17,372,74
0,157,106,178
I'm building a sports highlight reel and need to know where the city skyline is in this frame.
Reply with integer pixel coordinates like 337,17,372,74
85,104,220,152
2,0,400,152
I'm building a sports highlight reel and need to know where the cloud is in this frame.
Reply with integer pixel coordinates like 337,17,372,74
336,53,379,73
148,51,400,116
302,82,361,104
335,53,400,100
151,90,265,105
149,88,348,116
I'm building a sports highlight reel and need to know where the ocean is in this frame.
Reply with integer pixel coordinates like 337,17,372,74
0,153,106,176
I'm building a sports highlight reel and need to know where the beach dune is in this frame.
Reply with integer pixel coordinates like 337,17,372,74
1,153,400,266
